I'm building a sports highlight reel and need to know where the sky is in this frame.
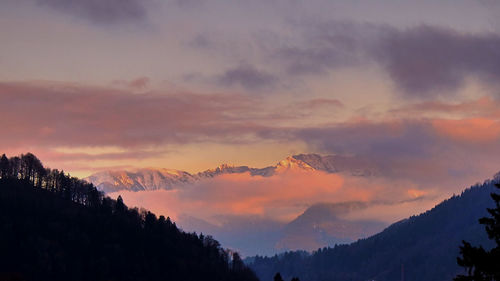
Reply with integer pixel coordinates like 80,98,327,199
2,0,500,254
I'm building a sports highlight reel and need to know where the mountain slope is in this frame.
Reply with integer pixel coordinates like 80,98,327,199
0,153,259,281
248,177,498,281
275,202,386,251
292,154,377,176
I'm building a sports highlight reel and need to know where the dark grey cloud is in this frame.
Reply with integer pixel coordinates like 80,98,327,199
174,0,206,9
216,64,278,91
295,121,439,160
271,22,500,97
275,22,381,75
189,33,213,49
376,25,500,96
36,0,149,24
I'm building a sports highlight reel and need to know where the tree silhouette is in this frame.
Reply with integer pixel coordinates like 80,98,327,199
115,195,126,213
274,272,284,281
232,252,244,272
0,152,259,281
20,153,42,185
9,156,20,179
0,154,9,179
455,183,500,281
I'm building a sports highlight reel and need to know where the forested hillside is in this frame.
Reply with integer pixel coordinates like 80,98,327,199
249,177,498,281
0,153,259,281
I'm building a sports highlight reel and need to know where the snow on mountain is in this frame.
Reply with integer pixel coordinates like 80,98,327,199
292,154,377,176
196,164,275,179
275,156,315,172
85,168,195,193
85,154,376,193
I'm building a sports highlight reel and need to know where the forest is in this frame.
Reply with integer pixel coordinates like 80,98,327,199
0,153,259,281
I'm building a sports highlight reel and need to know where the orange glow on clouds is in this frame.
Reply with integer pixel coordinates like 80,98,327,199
109,168,435,227
407,189,427,198
433,118,500,143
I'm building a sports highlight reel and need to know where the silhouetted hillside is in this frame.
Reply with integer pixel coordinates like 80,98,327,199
0,153,259,281
249,177,498,281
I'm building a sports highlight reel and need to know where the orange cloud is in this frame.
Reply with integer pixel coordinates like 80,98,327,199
432,118,500,143
407,188,427,198
109,168,438,227
178,169,348,221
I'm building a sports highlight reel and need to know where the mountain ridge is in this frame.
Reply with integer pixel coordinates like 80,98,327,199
247,176,499,281
85,154,374,193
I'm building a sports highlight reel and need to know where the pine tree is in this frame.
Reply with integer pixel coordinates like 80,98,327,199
115,195,126,213
0,154,9,179
455,183,500,281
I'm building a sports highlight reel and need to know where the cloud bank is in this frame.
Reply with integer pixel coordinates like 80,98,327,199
0,81,262,148
109,168,434,226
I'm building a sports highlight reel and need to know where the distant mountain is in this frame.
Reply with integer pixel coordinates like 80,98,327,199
179,202,387,256
180,214,285,257
85,168,196,192
275,202,386,251
292,154,377,176
86,154,375,193
248,177,499,281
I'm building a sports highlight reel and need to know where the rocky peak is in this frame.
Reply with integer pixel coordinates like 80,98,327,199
276,156,315,172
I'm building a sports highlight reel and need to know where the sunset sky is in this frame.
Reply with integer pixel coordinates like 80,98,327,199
2,1,500,251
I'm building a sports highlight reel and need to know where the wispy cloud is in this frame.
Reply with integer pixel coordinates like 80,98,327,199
204,21,500,97
216,64,278,91
35,0,151,25
0,81,263,148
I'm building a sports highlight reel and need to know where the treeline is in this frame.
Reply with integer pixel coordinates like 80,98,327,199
0,153,102,207
0,153,259,281
249,179,498,281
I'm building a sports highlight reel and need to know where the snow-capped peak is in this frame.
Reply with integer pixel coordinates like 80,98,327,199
276,156,315,172
85,153,375,193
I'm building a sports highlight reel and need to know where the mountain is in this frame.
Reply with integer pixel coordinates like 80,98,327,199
85,168,196,192
86,154,374,193
84,154,384,256
0,153,259,281
248,177,499,281
275,202,386,251
180,214,285,257
86,164,276,193
179,202,387,257
292,154,377,176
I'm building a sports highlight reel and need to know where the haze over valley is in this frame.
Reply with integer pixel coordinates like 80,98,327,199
84,153,496,256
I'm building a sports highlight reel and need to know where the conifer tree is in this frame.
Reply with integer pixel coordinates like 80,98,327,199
455,183,500,281
0,154,9,179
